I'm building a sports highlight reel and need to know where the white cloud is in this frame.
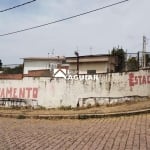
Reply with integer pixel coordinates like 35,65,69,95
0,0,150,64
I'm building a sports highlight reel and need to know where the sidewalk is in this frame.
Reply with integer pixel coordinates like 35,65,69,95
0,99,150,119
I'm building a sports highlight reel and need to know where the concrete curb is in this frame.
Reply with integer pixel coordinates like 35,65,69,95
0,108,150,119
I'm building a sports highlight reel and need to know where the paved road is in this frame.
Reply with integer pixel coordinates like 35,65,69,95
0,114,150,150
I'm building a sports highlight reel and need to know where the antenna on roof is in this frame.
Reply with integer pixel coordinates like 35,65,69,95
90,46,93,55
52,49,55,56
48,49,55,58
76,46,79,52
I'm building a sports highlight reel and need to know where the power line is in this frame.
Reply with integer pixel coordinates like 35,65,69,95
0,0,37,13
0,0,129,37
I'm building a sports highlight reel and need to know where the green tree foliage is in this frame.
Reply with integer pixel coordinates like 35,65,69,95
0,60,2,70
146,54,150,67
111,47,125,72
127,57,138,71
3,65,23,74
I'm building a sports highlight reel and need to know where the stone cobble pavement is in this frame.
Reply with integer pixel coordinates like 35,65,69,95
0,114,150,150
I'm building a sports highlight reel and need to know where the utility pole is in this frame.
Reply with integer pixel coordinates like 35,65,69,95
143,36,146,68
74,51,79,77
125,50,127,71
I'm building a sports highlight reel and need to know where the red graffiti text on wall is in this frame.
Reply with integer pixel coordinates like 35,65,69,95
129,73,150,87
0,87,38,99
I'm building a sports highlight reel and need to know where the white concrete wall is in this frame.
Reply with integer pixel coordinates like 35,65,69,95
23,60,58,74
0,70,150,108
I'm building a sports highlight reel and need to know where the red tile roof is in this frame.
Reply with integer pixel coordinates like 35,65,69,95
0,74,23,80
24,69,52,77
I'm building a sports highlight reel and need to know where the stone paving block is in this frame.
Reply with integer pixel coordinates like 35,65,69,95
0,114,149,150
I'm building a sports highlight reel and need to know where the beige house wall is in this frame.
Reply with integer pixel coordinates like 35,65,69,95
66,55,116,74
69,62,113,74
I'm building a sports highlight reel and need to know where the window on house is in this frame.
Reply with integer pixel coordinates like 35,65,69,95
87,70,96,74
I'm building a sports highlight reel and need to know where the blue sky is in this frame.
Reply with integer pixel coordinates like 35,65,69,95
0,0,150,64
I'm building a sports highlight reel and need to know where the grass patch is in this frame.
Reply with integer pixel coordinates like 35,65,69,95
59,105,72,110
17,114,26,119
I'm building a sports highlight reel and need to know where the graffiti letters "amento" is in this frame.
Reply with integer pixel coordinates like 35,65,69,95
0,87,38,99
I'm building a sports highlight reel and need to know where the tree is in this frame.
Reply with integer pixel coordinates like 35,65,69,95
146,54,150,67
111,47,125,72
3,65,23,74
127,57,138,71
0,60,2,70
